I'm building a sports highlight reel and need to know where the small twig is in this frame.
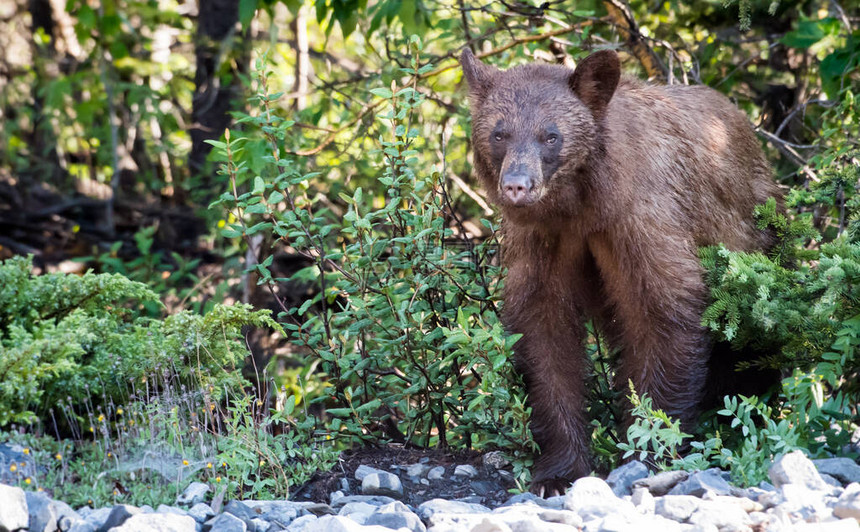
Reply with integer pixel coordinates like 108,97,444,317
449,173,494,216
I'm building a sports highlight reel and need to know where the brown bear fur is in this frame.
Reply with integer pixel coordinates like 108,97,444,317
460,49,782,495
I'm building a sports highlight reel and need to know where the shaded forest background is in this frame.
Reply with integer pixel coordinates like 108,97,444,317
0,0,858,508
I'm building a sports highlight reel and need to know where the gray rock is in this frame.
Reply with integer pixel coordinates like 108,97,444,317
361,472,404,498
82,508,113,530
0,483,28,532
482,452,510,470
816,458,860,485
405,464,430,478
205,512,246,532
250,518,271,532
769,450,830,490
330,491,345,505
67,520,98,532
834,483,860,521
338,502,378,525
224,500,257,522
416,498,490,526
453,465,479,478
330,495,395,511
668,469,732,497
427,467,445,480
106,513,197,532
243,500,333,520
176,482,210,506
27,491,78,532
354,465,387,481
655,495,701,522
606,460,649,497
633,470,689,496
98,505,141,532
186,503,214,523
365,502,425,532
824,473,847,487
299,515,396,532
501,493,550,508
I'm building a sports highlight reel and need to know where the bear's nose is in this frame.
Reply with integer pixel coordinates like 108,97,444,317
502,173,535,205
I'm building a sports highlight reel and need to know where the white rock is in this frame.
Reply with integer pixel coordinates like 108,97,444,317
106,512,197,532
834,483,860,522
285,514,318,532
769,451,830,491
563,477,637,521
454,465,479,478
0,484,28,532
791,519,860,531
655,495,701,522
687,500,752,530
300,514,403,531
469,517,512,532
631,487,655,514
417,499,490,528
427,467,445,480
176,482,210,506
406,464,431,478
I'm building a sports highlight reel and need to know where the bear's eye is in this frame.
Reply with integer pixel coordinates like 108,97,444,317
546,134,558,145
493,132,504,142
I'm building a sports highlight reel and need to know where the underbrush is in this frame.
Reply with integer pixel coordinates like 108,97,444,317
0,255,338,507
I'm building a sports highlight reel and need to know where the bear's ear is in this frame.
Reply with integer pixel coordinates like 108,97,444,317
568,50,621,117
460,48,497,98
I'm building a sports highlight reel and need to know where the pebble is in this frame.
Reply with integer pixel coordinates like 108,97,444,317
355,465,388,481
3,450,859,532
361,471,404,498
453,465,479,478
427,466,445,480
107,512,197,532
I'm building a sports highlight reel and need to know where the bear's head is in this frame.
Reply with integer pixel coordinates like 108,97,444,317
461,49,620,212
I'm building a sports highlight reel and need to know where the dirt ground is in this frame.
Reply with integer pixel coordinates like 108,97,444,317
290,445,518,507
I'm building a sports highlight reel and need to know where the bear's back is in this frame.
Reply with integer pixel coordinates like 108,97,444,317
602,78,779,251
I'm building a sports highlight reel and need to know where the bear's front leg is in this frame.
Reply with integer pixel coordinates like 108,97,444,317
504,258,593,496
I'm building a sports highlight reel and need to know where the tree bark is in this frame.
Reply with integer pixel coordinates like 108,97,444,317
189,0,243,198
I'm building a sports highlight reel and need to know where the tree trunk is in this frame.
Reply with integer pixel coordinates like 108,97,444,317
188,0,243,199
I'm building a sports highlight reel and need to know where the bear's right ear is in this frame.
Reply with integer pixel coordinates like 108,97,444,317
460,48,497,99
569,50,621,117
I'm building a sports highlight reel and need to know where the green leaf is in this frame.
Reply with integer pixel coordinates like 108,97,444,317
370,88,393,99
238,0,258,28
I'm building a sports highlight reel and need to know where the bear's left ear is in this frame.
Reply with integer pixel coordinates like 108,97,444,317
568,50,620,118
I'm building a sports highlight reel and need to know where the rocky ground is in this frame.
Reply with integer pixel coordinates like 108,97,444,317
1,449,860,532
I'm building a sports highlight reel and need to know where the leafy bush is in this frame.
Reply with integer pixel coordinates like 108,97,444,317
210,40,536,486
0,254,274,427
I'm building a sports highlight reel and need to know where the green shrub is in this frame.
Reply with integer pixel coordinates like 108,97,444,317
0,254,275,427
210,39,536,487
